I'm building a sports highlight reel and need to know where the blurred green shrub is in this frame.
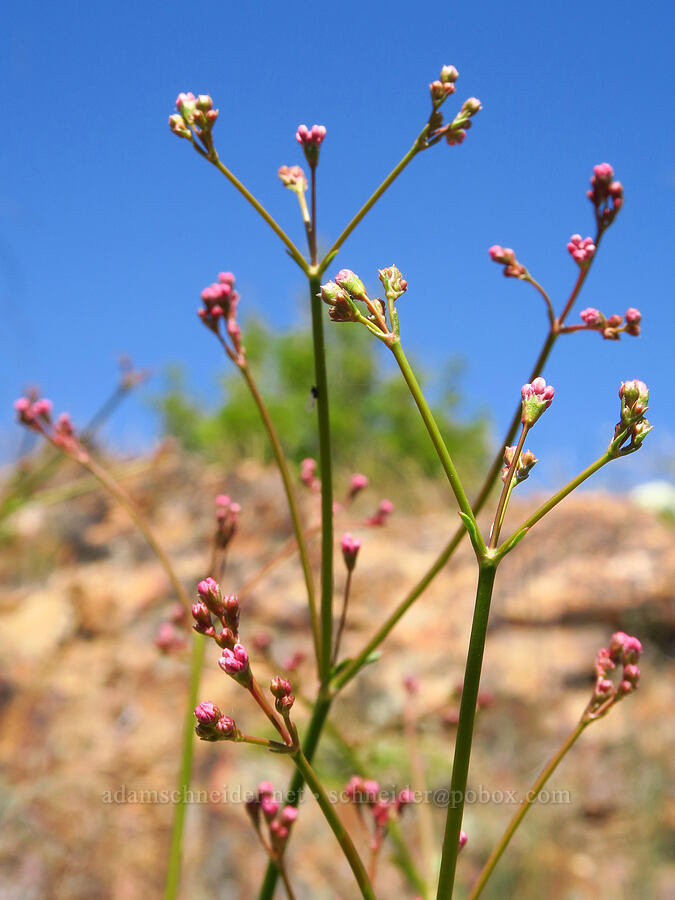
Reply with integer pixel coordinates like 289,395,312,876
155,317,489,485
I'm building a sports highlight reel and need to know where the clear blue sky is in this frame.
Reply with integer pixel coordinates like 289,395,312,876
2,0,673,489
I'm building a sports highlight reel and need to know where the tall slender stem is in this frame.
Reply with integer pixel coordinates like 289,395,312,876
332,568,353,666
488,424,529,549
257,693,333,899
308,272,335,684
291,749,376,900
238,362,320,666
319,126,429,272
390,341,482,548
467,721,587,899
207,151,308,273
436,562,497,899
164,634,207,900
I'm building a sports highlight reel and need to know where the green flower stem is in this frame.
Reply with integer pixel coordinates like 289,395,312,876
333,331,557,693
488,424,529,549
467,720,587,900
238,361,320,667
318,125,429,273
206,150,309,273
436,561,497,899
257,693,333,900
390,341,482,550
291,749,376,900
308,271,335,684
496,450,612,560
332,567,354,666
164,633,207,900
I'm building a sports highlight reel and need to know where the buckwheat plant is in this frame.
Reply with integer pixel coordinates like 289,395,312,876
16,69,651,899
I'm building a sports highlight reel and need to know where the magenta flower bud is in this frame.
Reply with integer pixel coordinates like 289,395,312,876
219,643,250,681
270,676,292,699
222,593,240,634
441,65,459,83
340,532,362,571
459,830,468,851
191,601,213,631
215,715,237,738
14,397,31,414
296,123,326,166
488,245,526,278
624,307,642,336
567,234,596,266
372,799,391,828
622,663,640,686
195,701,221,725
334,268,367,299
594,162,614,182
580,307,603,327
31,398,53,419
609,631,643,664
258,781,275,797
378,265,408,302
280,805,298,825
345,776,364,801
362,780,380,803
261,795,279,820
520,377,555,427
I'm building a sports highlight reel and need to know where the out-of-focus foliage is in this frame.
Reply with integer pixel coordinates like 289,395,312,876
155,318,489,485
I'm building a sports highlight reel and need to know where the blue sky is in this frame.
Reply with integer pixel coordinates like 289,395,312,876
2,0,673,490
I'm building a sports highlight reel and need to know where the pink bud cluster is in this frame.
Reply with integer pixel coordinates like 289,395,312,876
567,234,596,266
344,776,413,856
14,396,86,461
488,245,527,279
246,781,299,856
219,642,251,683
520,377,555,427
194,701,239,742
365,498,394,527
614,379,652,451
587,163,623,226
578,306,641,340
429,65,458,105
300,457,321,492
501,445,538,484
341,533,362,571
296,124,326,167
198,271,244,360
270,675,295,715
215,493,241,550
169,92,219,144
192,577,243,651
446,97,482,146
586,631,642,720
277,164,308,194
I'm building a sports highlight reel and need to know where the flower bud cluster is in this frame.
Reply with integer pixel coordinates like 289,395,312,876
586,631,642,720
520,377,555,427
578,306,642,340
567,234,596,266
501,446,538,484
488,245,527,279
198,271,244,360
14,396,87,461
170,93,218,146
613,380,652,451
277,164,308,194
587,163,623,226
344,776,414,854
446,97,482,146
296,124,326,167
270,675,295,715
215,493,241,550
246,781,299,856
194,701,240,742
365,498,395,527
192,577,244,652
219,643,251,685
429,65,458,106
378,265,408,303
348,472,369,500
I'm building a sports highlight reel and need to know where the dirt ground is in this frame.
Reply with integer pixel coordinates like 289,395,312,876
1,450,673,899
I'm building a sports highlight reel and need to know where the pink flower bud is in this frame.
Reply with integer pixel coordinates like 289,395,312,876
261,795,279,820
349,473,369,498
341,532,362,571
378,265,408,302
520,377,555,427
195,701,221,725
567,234,596,266
488,246,526,278
440,65,459,83
191,601,213,631
296,124,326,166
334,269,367,299
280,805,298,825
270,676,292,699
219,643,250,679
278,164,308,194
258,781,275,797
580,307,603,327
215,715,237,738
459,830,468,851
